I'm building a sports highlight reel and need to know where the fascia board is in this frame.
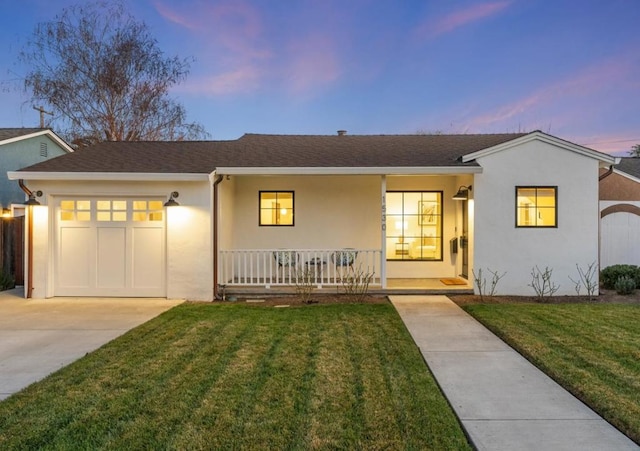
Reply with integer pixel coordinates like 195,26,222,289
7,171,209,182
214,166,482,175
461,131,618,165
0,130,74,153
612,168,640,184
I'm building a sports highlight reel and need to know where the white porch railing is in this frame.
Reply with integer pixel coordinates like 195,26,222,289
218,249,382,288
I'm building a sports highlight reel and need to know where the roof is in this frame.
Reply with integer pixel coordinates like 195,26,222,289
0,128,75,153
14,133,526,176
614,157,640,180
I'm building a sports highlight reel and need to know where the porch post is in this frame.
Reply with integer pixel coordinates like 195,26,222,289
381,175,387,288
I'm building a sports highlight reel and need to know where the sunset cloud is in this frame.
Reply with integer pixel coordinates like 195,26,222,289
415,1,511,40
284,33,341,97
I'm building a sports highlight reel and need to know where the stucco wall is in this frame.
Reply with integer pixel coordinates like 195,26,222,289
229,175,382,250
0,135,68,208
473,140,601,296
599,170,640,200
24,179,213,301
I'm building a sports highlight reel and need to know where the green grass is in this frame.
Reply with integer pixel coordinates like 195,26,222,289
0,303,470,450
463,303,640,444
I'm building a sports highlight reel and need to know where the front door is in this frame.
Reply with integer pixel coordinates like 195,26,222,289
461,199,469,278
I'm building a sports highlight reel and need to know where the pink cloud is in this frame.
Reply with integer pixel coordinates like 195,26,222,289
462,54,636,132
179,67,262,96
416,1,512,39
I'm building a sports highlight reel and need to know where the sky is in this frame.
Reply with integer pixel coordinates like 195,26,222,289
1,0,639,155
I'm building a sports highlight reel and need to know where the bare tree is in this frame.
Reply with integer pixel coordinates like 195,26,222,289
629,144,640,157
20,1,207,146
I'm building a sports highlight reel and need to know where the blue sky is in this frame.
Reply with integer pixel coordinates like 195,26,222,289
1,0,639,154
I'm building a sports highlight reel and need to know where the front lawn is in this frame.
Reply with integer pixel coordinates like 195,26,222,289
0,302,470,450
463,303,640,444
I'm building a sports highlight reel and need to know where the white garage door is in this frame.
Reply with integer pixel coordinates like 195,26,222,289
55,197,166,297
601,211,640,269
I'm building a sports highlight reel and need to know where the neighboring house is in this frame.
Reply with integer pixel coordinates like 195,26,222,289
0,128,73,211
8,130,616,300
599,157,640,268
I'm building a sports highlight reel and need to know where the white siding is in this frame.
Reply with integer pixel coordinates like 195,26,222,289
601,211,640,268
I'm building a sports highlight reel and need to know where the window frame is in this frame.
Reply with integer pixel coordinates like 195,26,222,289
258,191,295,227
385,190,443,262
515,186,558,228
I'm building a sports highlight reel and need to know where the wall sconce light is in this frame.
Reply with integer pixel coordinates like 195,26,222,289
164,191,180,207
1,208,11,219
24,190,43,206
452,185,472,200
452,185,471,200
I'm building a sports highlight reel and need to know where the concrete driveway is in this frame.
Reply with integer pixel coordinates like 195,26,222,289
0,288,183,400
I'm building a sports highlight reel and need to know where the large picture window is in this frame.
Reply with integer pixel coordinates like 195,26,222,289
259,191,294,226
386,191,442,261
516,186,557,227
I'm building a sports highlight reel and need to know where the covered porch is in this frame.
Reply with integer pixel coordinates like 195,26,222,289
217,248,473,296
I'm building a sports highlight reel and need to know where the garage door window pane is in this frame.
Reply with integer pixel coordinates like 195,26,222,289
97,200,111,210
149,201,163,210
113,212,127,221
133,201,147,210
60,199,91,221
77,200,90,211
133,200,164,222
97,212,111,221
60,200,74,210
113,200,126,210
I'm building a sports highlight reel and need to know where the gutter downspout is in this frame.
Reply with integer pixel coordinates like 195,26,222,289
212,174,224,300
18,180,36,298
599,165,614,181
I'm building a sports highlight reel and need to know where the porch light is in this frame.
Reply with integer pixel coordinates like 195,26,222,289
24,190,43,206
164,191,180,207
1,208,11,219
452,185,472,200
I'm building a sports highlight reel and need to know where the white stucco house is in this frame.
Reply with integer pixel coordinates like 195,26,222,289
599,157,640,268
8,130,617,300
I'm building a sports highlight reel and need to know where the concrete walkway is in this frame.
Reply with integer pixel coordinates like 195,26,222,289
389,295,639,451
0,288,183,400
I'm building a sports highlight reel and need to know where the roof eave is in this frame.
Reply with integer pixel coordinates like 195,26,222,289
461,131,618,166
215,166,483,175
7,171,209,182
0,129,74,153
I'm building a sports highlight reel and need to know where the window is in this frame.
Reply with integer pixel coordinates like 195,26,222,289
386,191,442,261
133,200,164,222
516,186,557,227
60,200,91,221
259,191,294,226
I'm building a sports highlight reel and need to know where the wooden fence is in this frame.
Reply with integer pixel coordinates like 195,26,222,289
0,216,24,286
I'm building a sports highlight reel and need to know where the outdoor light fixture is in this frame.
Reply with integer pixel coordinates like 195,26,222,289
24,190,43,206
452,185,472,200
1,208,11,219
164,191,180,207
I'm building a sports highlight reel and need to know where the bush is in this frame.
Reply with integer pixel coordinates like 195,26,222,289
614,276,636,295
601,265,640,289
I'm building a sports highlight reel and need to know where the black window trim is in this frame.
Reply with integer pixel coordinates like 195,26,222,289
386,190,444,262
259,190,295,227
515,185,558,228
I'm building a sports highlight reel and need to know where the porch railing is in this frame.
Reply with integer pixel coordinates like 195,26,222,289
218,248,382,288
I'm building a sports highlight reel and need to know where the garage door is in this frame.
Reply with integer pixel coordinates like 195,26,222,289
54,198,166,297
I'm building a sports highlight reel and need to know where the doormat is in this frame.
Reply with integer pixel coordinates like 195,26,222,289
440,278,467,285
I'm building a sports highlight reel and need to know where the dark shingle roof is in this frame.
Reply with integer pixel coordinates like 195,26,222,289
0,128,49,142
616,157,640,179
18,132,528,174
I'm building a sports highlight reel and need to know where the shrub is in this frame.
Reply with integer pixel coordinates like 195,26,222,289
528,266,559,301
614,276,636,295
601,265,640,289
